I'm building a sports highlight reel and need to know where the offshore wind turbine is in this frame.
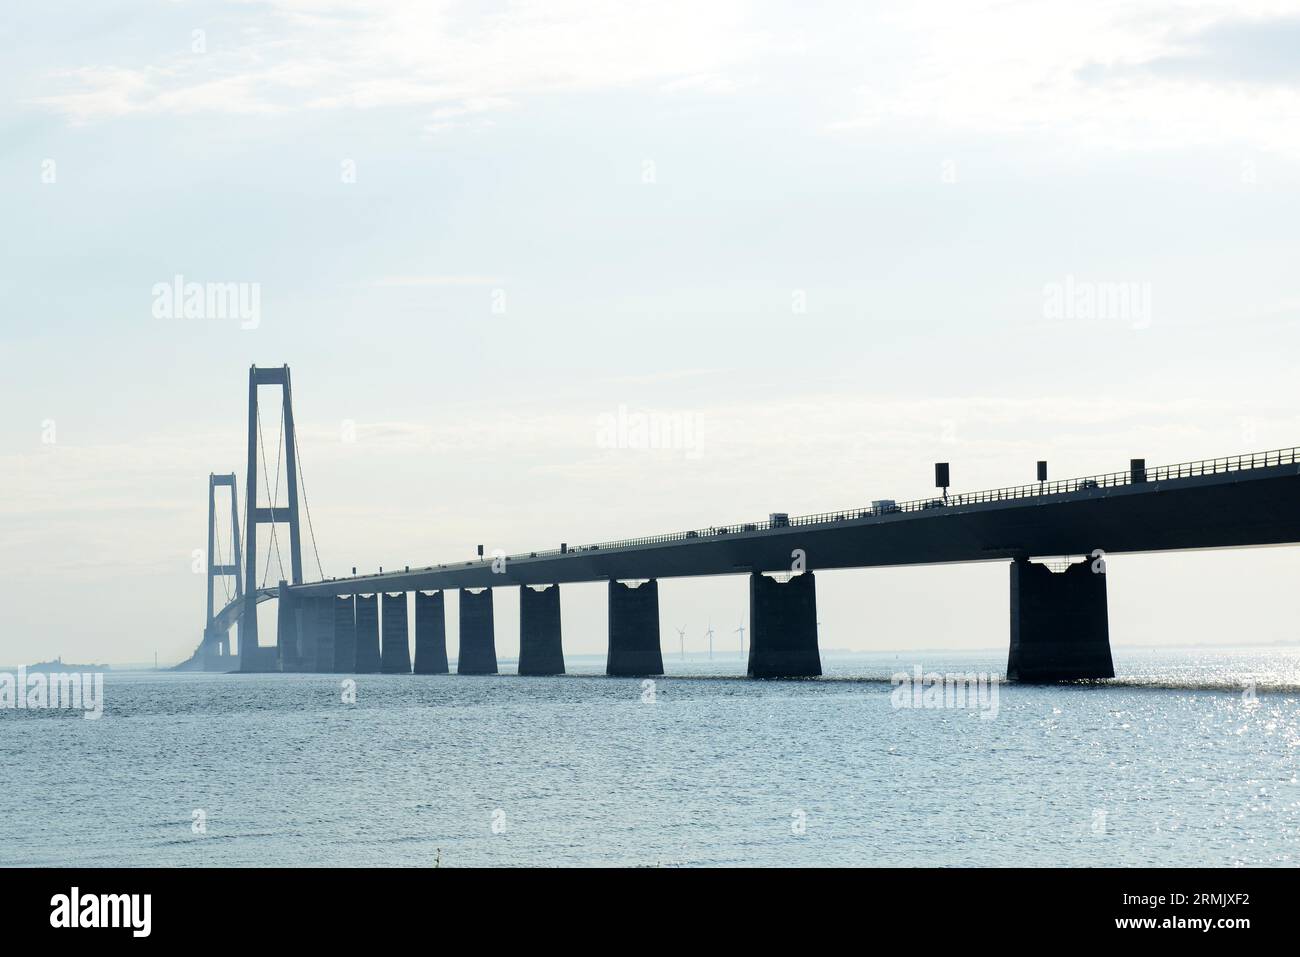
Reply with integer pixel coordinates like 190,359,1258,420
676,625,686,661
735,624,746,658
705,621,714,660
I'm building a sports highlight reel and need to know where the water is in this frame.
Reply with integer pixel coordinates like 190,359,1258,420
1,648,1297,867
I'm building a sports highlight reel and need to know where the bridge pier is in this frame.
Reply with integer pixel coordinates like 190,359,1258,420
381,593,412,673
276,583,303,672
607,580,663,676
354,594,382,673
238,633,273,672
294,597,323,672
519,585,564,676
748,572,822,678
333,596,356,672
201,626,230,671
414,591,449,674
227,623,240,669
458,588,498,674
304,597,335,672
1008,558,1114,682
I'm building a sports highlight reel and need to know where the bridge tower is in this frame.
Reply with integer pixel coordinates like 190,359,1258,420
240,364,305,671
202,472,243,667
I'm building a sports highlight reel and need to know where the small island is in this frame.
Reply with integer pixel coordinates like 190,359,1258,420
25,657,111,673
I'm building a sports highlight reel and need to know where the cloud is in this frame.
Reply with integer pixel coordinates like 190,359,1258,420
28,1,1300,156
828,1,1300,156
1085,16,1300,86
28,0,764,127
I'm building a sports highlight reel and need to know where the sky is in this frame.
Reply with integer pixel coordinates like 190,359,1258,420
3,0,1300,665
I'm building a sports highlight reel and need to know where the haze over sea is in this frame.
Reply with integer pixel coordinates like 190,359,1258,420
2,648,1297,867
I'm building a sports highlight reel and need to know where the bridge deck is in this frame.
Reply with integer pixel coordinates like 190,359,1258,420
259,449,1300,602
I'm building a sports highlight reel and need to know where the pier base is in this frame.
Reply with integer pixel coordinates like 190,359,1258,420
607,580,663,676
200,629,217,670
314,599,335,672
354,594,381,673
458,588,498,674
381,593,411,674
1008,558,1114,682
333,596,356,672
238,619,275,673
215,623,238,671
414,591,449,674
519,585,564,676
276,583,303,672
296,597,334,673
748,572,822,678
201,626,229,671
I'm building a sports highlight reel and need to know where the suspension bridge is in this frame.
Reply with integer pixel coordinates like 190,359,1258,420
182,364,1300,680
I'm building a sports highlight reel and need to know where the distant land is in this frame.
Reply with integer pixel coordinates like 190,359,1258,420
20,657,112,673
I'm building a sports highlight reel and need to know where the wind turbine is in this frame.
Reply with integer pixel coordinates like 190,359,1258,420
735,624,746,658
676,625,686,661
705,621,715,660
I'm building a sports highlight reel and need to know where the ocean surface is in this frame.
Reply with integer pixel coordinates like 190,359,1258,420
1,648,1298,867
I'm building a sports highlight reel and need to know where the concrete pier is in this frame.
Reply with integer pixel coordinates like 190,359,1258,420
332,596,356,672
748,572,822,678
276,583,302,672
238,637,275,672
295,596,334,672
414,591,449,674
519,585,564,676
457,588,498,674
200,625,236,671
1007,558,1114,681
381,593,411,673
314,598,336,672
200,628,223,670
294,597,318,671
354,594,382,673
607,579,663,676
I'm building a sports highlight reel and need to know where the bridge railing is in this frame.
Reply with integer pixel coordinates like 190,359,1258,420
497,446,1300,562
338,446,1300,577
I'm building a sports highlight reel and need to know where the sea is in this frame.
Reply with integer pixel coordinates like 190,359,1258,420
1,648,1297,867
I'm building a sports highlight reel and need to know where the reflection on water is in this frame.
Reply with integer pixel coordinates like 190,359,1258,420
1,647,1297,867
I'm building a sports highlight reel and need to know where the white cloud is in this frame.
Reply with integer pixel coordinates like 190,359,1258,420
829,0,1300,156
30,0,764,127
28,0,1300,156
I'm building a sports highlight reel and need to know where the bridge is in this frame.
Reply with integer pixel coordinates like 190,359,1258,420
182,364,1300,680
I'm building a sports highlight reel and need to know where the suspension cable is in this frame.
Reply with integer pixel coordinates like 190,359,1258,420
293,418,325,580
